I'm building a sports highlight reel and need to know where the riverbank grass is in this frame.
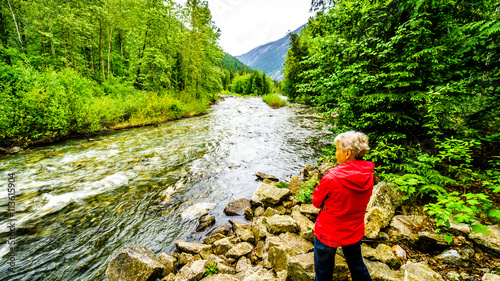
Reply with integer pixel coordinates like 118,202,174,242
262,93,287,108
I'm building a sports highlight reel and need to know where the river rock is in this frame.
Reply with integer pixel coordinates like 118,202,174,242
213,238,233,256
200,274,239,281
375,244,402,269
252,217,268,241
159,253,177,276
292,207,315,242
229,220,255,243
317,163,335,178
226,242,254,259
364,182,404,239
256,172,279,182
287,252,315,281
174,260,208,281
299,204,320,220
387,215,426,241
181,202,216,220
415,231,449,252
217,263,237,275
203,233,226,244
435,248,474,267
401,261,444,281
106,244,165,281
251,183,290,206
287,176,304,195
242,267,277,281
365,259,402,281
254,206,265,217
483,273,500,281
177,252,195,265
279,232,314,255
469,225,500,257
197,215,216,232
224,199,252,216
264,207,281,217
207,224,231,237
268,246,289,272
265,215,298,234
175,241,212,258
236,256,252,272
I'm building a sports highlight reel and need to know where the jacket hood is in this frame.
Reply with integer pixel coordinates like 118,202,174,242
330,160,375,191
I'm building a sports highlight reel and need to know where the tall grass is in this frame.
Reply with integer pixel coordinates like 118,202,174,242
262,93,287,108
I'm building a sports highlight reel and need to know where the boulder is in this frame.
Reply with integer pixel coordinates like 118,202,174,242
213,238,233,256
158,253,177,276
207,224,231,237
106,244,165,281
177,252,195,266
400,261,444,281
229,220,255,243
175,241,212,258
181,202,216,220
203,233,226,245
197,215,216,232
254,206,265,217
469,225,500,257
226,242,254,259
265,215,299,234
317,163,334,178
483,273,500,281
435,248,474,267
242,267,277,281
254,240,266,258
256,172,279,182
217,263,236,275
264,207,281,217
251,183,290,206
375,244,402,269
365,259,402,281
244,207,253,220
291,207,315,242
287,252,315,281
415,231,449,252
236,256,253,272
174,260,208,281
387,215,426,241
224,199,252,216
287,176,304,195
200,274,239,281
364,182,404,239
278,232,314,255
299,204,320,220
268,246,289,272
252,217,268,241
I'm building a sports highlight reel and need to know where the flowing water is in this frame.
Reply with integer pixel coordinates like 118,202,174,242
0,96,330,280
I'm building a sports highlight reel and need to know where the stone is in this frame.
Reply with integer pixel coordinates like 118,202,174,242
275,206,286,215
217,263,236,275
197,215,216,232
251,183,290,206
181,202,216,220
332,255,350,280
287,252,315,281
375,244,402,269
387,215,426,241
364,182,404,239
206,254,225,265
483,273,500,281
268,246,289,272
255,240,266,258
365,259,402,281
213,238,233,256
361,244,378,261
435,248,475,267
287,176,304,195
229,220,255,243
199,274,239,281
158,253,177,276
242,267,277,281
175,241,212,257
207,224,231,237
177,252,195,265
203,233,226,245
401,261,444,281
279,232,314,255
299,204,320,220
160,273,175,281
254,206,265,217
449,222,472,236
392,245,407,261
265,215,299,234
415,231,449,252
226,242,254,259
277,270,288,281
291,207,315,242
252,217,268,241
236,256,252,272
469,225,500,257
106,244,165,281
224,198,252,216
256,172,279,182
244,207,253,220
317,163,334,178
174,260,208,281
264,207,281,217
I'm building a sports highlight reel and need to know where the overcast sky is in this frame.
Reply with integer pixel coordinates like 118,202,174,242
174,0,315,56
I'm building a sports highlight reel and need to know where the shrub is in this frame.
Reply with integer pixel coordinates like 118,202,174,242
262,94,287,108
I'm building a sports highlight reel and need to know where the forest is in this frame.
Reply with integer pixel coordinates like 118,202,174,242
0,0,273,148
285,0,500,239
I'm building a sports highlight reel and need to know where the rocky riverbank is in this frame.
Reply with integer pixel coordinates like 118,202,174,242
106,163,500,281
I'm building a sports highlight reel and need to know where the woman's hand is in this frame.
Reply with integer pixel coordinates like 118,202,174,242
321,204,327,211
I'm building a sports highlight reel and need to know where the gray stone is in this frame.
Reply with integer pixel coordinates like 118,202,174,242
483,273,500,281
251,183,290,206
207,224,231,237
254,206,265,217
158,253,177,276
213,238,233,256
242,267,277,281
365,259,402,281
279,232,314,255
264,207,281,217
299,204,320,220
268,246,289,272
203,233,226,245
224,198,252,216
236,256,252,272
174,260,208,281
415,231,449,252
449,222,472,236
217,263,236,275
401,261,444,281
287,176,304,196
106,244,165,281
181,202,216,220
287,252,315,281
252,217,268,241
230,220,255,243
256,172,279,182
435,248,474,267
197,215,216,232
364,182,404,239
376,244,402,269
200,274,239,281
177,252,195,266
387,215,426,241
469,225,500,257
291,207,315,242
226,242,253,259
175,241,212,258
265,215,298,234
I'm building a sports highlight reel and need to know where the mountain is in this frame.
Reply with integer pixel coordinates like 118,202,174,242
220,52,252,73
236,24,305,81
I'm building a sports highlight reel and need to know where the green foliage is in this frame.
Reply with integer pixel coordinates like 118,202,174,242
296,177,319,204
262,94,287,108
229,70,273,96
204,262,218,277
275,182,289,189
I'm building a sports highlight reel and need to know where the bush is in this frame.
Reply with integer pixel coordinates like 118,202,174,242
262,94,287,108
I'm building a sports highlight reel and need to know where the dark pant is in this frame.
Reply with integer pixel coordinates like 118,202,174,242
314,237,372,281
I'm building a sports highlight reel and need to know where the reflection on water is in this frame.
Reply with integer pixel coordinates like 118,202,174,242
0,97,330,280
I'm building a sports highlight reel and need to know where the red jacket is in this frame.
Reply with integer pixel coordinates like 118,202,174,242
312,160,375,247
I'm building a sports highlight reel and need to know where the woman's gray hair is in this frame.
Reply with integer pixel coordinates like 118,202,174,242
333,131,370,160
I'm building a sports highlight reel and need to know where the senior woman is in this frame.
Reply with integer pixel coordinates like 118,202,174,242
312,131,374,281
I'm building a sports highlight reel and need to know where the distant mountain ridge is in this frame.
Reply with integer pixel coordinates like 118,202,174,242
237,24,305,81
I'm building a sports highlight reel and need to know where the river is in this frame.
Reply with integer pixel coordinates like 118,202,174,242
0,96,330,280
